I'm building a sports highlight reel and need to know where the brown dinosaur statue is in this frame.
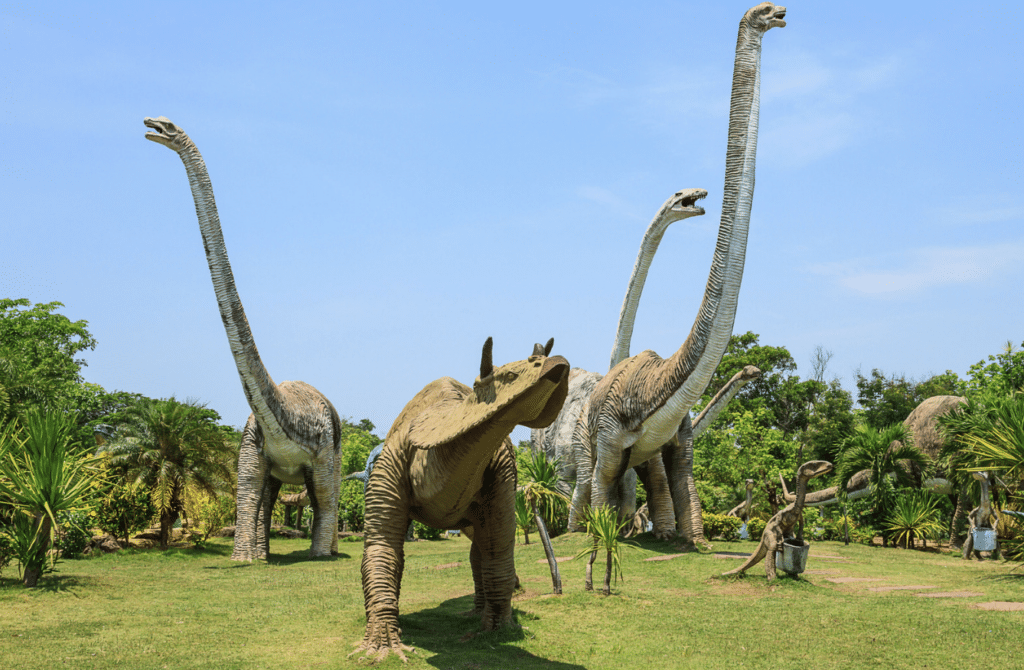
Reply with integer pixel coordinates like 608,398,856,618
963,471,1000,560
723,460,832,581
143,117,343,562
352,338,570,663
569,2,787,545
726,479,756,520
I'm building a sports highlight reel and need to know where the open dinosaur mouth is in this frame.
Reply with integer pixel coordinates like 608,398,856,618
540,357,569,384
677,190,707,214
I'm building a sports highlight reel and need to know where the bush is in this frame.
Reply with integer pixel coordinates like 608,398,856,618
339,481,365,532
55,510,92,559
0,528,13,576
185,492,234,547
746,516,767,540
702,512,742,541
95,481,158,545
413,521,443,541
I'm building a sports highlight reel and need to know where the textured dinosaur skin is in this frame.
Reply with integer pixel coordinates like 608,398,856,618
353,338,569,663
566,3,785,545
144,117,343,561
963,471,1000,560
723,460,832,581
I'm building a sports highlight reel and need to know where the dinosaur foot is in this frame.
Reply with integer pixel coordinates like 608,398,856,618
350,620,414,664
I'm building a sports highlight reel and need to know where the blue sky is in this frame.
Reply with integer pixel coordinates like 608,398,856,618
3,2,1021,442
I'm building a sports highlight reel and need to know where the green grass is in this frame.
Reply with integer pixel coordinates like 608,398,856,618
1,533,1021,669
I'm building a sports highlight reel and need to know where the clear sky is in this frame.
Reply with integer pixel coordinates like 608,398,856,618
3,2,1021,443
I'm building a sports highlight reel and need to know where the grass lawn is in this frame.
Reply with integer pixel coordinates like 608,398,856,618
1,532,1021,669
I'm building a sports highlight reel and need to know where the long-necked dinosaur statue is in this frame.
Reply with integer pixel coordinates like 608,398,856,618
963,470,1000,560
723,460,832,581
531,188,709,498
568,2,787,543
144,117,344,561
727,479,756,520
353,338,569,663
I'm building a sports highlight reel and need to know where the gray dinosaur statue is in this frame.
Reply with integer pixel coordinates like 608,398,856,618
144,117,343,561
723,460,832,581
352,338,570,663
344,444,385,491
727,478,756,539
568,2,787,544
963,471,1000,560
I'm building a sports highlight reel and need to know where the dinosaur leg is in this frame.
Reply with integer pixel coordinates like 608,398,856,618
640,455,678,541
567,415,593,532
256,476,282,560
353,450,414,663
665,418,707,547
231,417,266,562
723,529,776,577
304,443,340,558
473,450,517,631
764,530,782,582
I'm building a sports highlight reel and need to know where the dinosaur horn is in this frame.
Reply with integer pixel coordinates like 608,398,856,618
480,337,494,380
532,337,555,357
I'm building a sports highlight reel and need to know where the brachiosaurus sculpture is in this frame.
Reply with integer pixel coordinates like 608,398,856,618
353,338,569,663
569,2,787,542
724,460,832,581
963,471,1000,560
144,117,343,561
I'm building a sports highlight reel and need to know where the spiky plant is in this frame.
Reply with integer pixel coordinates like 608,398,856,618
0,410,105,586
514,490,533,545
574,504,636,595
884,491,944,549
518,449,569,594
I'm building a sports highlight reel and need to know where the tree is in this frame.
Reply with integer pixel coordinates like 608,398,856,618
518,448,568,595
94,480,158,547
835,423,931,545
962,340,1024,398
856,368,963,431
0,409,105,586
100,397,234,549
0,300,97,421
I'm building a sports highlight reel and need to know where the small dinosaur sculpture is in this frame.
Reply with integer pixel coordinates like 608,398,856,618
344,444,384,491
726,479,755,521
723,460,832,581
963,471,1000,560
144,117,343,561
353,338,570,663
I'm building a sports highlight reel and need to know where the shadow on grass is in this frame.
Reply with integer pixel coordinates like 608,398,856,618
0,573,94,594
201,548,354,569
397,595,586,669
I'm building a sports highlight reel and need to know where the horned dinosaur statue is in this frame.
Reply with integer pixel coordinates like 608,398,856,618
144,117,343,561
353,338,570,663
963,471,1000,560
568,2,786,544
723,460,832,581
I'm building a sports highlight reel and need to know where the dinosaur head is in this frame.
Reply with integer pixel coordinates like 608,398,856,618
664,188,708,223
797,460,833,481
738,365,761,382
473,337,570,430
972,471,990,484
745,2,787,32
144,116,190,152
745,479,755,491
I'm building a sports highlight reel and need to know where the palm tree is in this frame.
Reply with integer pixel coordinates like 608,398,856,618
884,490,944,549
0,409,105,586
959,392,1024,483
835,423,931,546
101,397,234,550
575,505,635,595
519,449,568,595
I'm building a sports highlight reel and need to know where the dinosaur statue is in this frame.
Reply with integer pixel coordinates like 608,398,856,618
569,2,786,543
144,117,344,561
344,444,385,491
353,338,570,663
279,490,309,529
727,478,756,539
963,471,1000,560
723,460,832,581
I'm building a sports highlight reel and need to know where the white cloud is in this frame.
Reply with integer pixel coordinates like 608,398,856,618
809,242,1024,297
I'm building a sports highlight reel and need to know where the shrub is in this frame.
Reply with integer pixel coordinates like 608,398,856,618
702,512,742,541
746,516,767,540
339,481,365,532
55,510,93,559
413,521,443,540
0,528,13,576
185,491,234,547
95,481,158,546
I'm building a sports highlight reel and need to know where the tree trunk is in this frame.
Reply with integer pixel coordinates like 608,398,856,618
533,504,561,595
585,548,597,591
949,488,966,549
22,515,52,588
603,549,612,596
159,508,179,551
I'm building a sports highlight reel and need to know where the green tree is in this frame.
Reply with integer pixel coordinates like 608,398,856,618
962,340,1024,398
93,479,159,547
856,368,963,431
0,409,105,586
100,397,234,550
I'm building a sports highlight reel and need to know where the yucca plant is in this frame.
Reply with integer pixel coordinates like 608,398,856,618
0,410,106,586
575,505,636,595
884,491,944,549
519,449,569,594
514,490,533,545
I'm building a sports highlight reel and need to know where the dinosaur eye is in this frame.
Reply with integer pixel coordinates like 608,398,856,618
503,372,518,383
